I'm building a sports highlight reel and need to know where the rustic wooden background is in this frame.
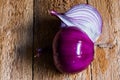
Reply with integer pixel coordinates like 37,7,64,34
0,0,120,80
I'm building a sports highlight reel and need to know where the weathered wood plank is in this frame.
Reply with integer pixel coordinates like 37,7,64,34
88,0,120,80
0,0,33,80
34,0,92,80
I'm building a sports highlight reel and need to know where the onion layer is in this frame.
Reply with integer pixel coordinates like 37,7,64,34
50,4,102,42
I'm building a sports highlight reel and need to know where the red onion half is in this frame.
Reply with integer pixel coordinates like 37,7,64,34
50,4,102,73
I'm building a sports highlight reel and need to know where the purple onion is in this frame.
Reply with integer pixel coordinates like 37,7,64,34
50,4,102,73
53,27,94,73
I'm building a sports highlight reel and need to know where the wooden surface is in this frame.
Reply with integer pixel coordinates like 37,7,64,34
0,0,33,80
0,0,120,80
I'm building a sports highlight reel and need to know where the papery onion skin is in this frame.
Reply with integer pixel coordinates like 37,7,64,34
53,27,94,73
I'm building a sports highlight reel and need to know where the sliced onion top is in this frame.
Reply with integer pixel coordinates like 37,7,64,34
50,4,102,42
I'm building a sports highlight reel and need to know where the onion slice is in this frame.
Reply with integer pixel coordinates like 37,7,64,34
50,4,102,42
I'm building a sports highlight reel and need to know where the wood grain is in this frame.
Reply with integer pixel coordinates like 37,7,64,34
0,0,33,80
34,0,92,80
89,0,120,80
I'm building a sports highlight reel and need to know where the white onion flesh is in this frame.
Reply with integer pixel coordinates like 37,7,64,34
50,4,102,42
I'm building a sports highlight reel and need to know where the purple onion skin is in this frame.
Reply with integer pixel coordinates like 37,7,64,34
53,27,94,73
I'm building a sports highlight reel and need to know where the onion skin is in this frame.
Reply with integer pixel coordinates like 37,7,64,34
53,27,94,73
